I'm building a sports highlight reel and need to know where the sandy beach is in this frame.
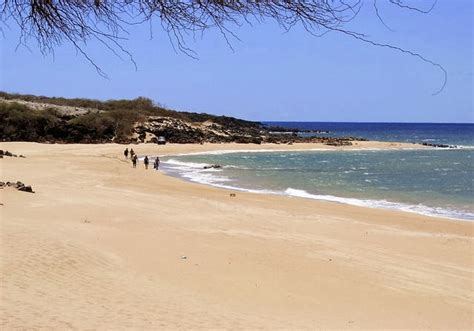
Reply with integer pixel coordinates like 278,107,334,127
1,141,473,329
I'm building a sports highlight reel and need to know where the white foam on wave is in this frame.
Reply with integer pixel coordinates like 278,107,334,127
161,155,474,222
164,158,210,169
223,165,251,170
283,188,474,221
166,147,428,157
163,159,233,188
169,148,327,156
423,144,474,150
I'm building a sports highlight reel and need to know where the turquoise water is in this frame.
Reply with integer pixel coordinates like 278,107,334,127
161,123,474,221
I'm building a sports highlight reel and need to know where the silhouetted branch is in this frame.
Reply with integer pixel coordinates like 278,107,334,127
1,0,445,94
373,0,395,32
331,27,447,95
389,0,438,14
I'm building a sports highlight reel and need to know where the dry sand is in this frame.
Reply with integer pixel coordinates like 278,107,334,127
1,141,473,329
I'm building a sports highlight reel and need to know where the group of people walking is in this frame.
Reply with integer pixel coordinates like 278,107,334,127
123,148,160,170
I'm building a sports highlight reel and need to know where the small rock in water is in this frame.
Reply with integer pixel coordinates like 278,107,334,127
203,164,222,169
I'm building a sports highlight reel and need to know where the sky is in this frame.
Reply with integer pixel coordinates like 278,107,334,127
1,1,472,123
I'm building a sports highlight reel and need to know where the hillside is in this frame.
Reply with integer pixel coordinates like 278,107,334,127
0,92,360,145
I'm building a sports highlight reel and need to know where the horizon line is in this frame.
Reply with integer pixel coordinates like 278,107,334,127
259,120,474,125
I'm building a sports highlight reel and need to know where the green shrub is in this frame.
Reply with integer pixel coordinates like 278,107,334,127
0,102,60,141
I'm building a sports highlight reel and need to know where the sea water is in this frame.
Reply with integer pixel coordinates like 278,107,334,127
161,123,474,221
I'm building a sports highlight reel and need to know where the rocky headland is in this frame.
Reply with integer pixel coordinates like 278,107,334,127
0,92,365,146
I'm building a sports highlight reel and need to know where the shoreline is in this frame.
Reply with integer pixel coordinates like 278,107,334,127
160,163,474,222
153,142,472,222
3,140,471,222
1,141,473,329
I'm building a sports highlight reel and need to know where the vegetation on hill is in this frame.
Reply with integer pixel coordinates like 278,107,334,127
0,92,263,143
1,101,120,142
1,91,363,145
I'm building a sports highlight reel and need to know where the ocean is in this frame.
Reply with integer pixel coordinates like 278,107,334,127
161,122,474,221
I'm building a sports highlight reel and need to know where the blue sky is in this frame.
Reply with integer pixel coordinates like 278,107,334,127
1,1,472,122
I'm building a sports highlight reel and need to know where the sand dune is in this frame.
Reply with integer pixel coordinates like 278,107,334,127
1,142,472,329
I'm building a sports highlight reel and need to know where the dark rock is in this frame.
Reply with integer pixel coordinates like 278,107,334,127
422,142,451,148
18,185,34,193
203,164,222,169
0,150,22,157
2,181,34,193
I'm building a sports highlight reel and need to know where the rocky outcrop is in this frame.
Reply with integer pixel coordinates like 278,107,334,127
133,116,368,145
265,125,329,134
0,150,25,158
422,142,456,148
0,181,35,193
1,92,369,145
134,116,265,144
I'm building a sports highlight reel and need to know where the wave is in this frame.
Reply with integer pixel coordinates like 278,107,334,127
168,148,329,157
166,146,442,158
163,159,232,187
422,144,474,150
161,158,473,221
224,165,300,171
283,188,474,221
165,159,293,172
164,158,210,169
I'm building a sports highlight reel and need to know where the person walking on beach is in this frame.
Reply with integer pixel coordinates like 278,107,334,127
154,156,160,170
124,148,129,159
130,148,135,159
144,156,149,170
132,154,138,168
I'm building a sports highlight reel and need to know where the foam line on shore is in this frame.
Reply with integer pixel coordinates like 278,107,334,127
283,188,474,221
164,146,434,158
161,158,474,222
